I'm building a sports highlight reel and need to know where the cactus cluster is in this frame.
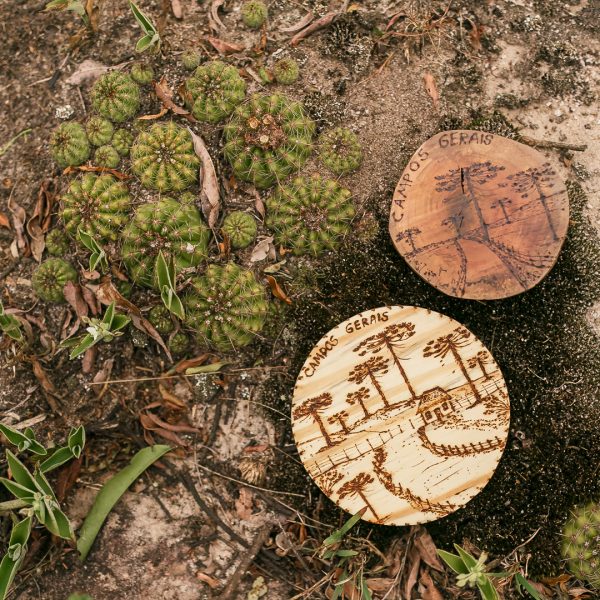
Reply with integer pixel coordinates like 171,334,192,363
184,263,268,350
241,0,268,29
131,122,199,191
130,63,155,85
318,127,362,175
50,122,90,168
91,72,141,123
185,60,246,123
273,58,299,85
85,116,114,147
223,94,315,188
61,174,131,243
222,211,257,249
265,175,354,255
562,502,600,588
121,198,210,288
32,258,78,303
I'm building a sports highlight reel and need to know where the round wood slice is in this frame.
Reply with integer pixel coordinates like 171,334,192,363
389,131,569,300
292,306,510,525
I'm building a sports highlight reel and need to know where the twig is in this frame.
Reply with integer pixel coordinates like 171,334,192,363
519,135,587,152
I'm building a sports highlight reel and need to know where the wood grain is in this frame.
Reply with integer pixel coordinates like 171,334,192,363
292,306,510,525
389,130,569,300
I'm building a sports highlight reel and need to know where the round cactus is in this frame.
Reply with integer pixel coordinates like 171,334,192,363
93,145,120,168
265,175,354,255
184,263,268,350
91,71,141,123
223,94,315,189
131,122,199,192
222,211,257,249
563,502,600,588
85,116,114,147
273,58,299,85
45,229,70,256
121,198,210,288
241,0,268,28
168,332,190,355
185,61,246,123
32,258,78,303
318,127,362,175
130,63,155,85
182,50,202,71
112,129,134,156
148,305,175,335
116,279,133,299
61,174,131,243
49,122,90,168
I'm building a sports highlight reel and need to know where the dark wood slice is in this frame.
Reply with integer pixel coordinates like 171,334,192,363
389,130,569,300
292,306,510,526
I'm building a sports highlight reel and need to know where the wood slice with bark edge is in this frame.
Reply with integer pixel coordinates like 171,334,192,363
389,130,569,300
292,306,510,526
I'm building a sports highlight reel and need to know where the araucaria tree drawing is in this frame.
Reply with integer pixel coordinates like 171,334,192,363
423,327,481,403
507,162,559,241
328,410,350,434
348,356,390,408
353,323,418,406
293,393,334,447
395,227,422,253
337,472,380,521
468,350,494,380
346,387,371,419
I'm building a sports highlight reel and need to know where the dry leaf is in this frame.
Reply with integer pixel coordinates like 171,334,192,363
141,410,200,434
63,282,89,319
159,383,187,409
250,236,275,262
206,36,245,54
281,11,313,33
171,0,182,18
414,526,444,571
0,212,10,228
154,78,195,122
85,0,99,32
27,179,56,262
253,189,265,219
209,0,226,30
7,194,30,257
419,569,444,600
137,106,169,121
82,346,96,374
171,354,210,374
196,572,220,588
93,358,115,385
235,487,255,520
266,275,292,305
364,578,397,593
187,128,220,229
66,59,111,86
62,165,129,180
290,11,337,46
404,547,421,600
423,72,440,111
31,359,57,395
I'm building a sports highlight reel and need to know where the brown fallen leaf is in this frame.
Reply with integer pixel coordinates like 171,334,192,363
266,275,292,305
27,179,56,262
414,526,444,571
82,346,96,374
7,194,30,257
137,106,169,121
209,0,226,30
404,546,421,600
159,383,187,409
62,165,129,180
55,454,83,503
196,572,220,588
250,236,275,262
171,0,182,18
31,359,57,395
0,212,10,228
63,282,89,319
363,578,397,593
423,72,440,111
153,78,195,122
419,569,444,600
93,358,115,385
81,285,100,315
281,11,313,33
254,191,265,219
290,11,337,46
235,487,255,520
187,128,221,229
66,59,111,86
171,353,210,374
85,0,99,31
141,410,200,434
206,35,245,54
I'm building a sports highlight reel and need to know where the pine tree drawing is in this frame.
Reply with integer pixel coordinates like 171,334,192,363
292,393,334,447
346,387,371,419
348,356,390,408
337,472,380,521
328,410,350,434
467,350,494,380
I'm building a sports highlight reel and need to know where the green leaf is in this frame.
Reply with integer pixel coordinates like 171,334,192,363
33,468,56,499
0,478,35,503
77,445,171,560
360,573,373,600
0,516,32,600
477,578,499,600
67,334,96,359
77,228,107,272
156,252,185,320
454,544,479,570
68,426,86,458
514,573,543,599
5,451,37,492
185,361,232,375
335,549,359,558
135,34,156,53
39,447,74,473
110,314,130,333
0,304,23,342
437,549,468,575
38,500,73,540
0,424,47,456
322,509,365,547
129,1,157,34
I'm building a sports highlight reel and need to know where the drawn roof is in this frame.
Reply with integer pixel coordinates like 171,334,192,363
416,387,453,413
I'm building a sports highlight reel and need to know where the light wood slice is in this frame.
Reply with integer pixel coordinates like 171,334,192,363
389,130,569,300
292,306,510,525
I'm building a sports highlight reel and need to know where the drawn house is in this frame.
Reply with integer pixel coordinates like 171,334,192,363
416,387,455,424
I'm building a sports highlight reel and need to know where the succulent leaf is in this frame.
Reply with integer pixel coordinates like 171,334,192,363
112,129,134,156
45,229,70,256
130,63,155,85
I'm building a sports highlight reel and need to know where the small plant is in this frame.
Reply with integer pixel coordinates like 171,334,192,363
184,262,268,350
112,128,134,156
265,175,354,255
129,1,161,53
31,258,78,303
168,332,190,355
0,301,23,342
222,211,257,249
241,0,268,29
49,122,90,168
223,94,315,188
93,144,120,168
61,173,131,243
130,122,199,191
273,57,299,85
91,71,141,123
562,501,600,588
181,50,202,71
77,228,108,272
185,60,247,123
148,305,174,335
61,302,130,359
155,250,185,319
318,127,362,175
45,228,70,256
85,116,114,147
130,62,155,85
44,0,88,26
121,198,210,287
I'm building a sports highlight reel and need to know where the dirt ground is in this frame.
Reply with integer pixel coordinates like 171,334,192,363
0,0,599,598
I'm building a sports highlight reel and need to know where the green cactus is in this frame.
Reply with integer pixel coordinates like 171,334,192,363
265,175,354,255
273,58,299,85
130,63,155,85
182,50,202,71
121,198,210,288
184,263,268,350
148,305,175,335
168,332,190,355
49,122,90,168
112,129,134,156
116,279,133,299
85,116,114,147
93,145,120,168
318,127,362,175
91,71,141,123
185,60,247,123
223,94,315,189
222,211,257,249
61,174,131,243
563,502,600,588
32,258,78,303
241,0,268,28
131,122,199,192
45,228,70,256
